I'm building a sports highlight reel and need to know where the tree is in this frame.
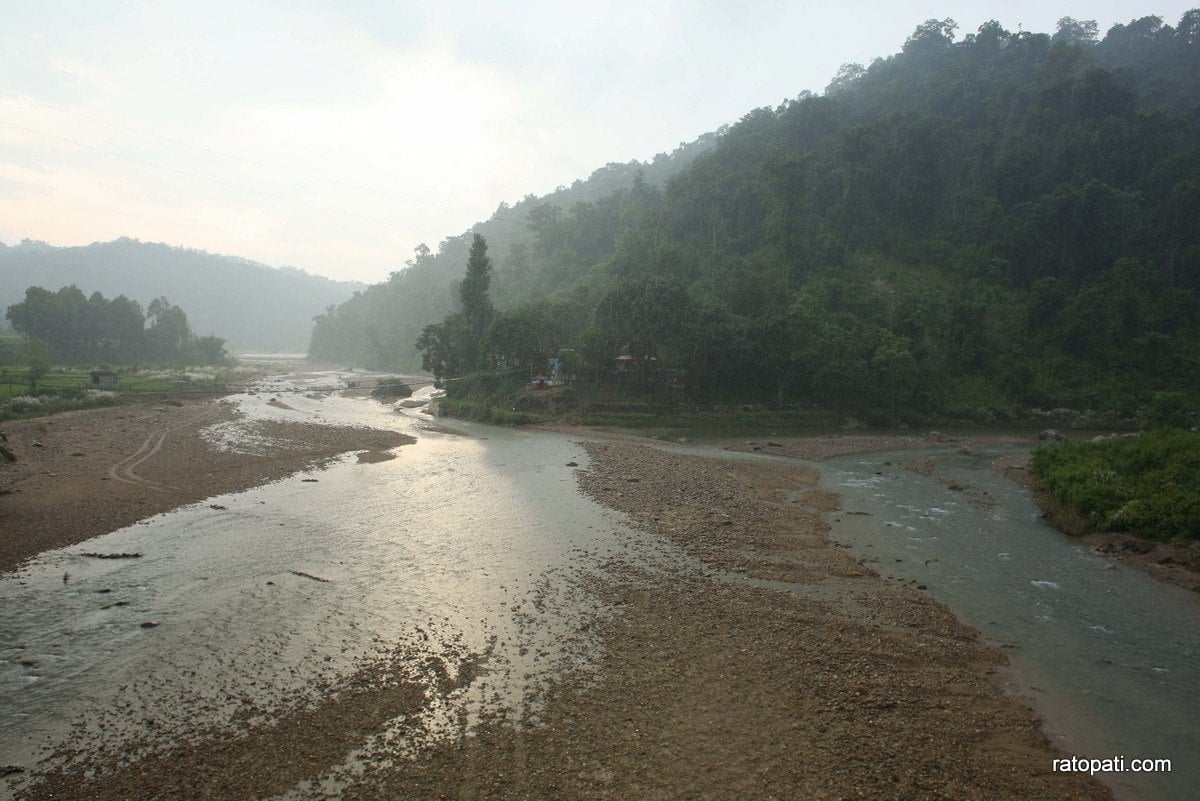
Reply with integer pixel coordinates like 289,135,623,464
904,18,958,52
870,331,921,424
974,20,1011,49
825,63,866,95
459,234,495,335
591,278,692,366
194,335,228,365
415,314,470,383
25,338,49,391
1053,17,1100,46
482,307,560,369
1179,9,1200,45
147,297,192,359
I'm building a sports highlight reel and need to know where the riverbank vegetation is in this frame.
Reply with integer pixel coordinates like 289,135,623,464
318,12,1200,427
1,285,241,420
1031,427,1200,542
0,365,243,421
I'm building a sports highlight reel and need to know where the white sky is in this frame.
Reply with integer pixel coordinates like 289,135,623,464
1,0,1193,284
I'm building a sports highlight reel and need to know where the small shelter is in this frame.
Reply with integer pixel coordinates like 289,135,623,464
89,370,118,389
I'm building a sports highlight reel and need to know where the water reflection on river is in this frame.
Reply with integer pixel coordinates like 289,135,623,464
4,383,1197,800
0,374,684,798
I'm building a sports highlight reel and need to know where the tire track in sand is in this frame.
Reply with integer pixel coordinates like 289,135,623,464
107,430,179,492
106,404,227,493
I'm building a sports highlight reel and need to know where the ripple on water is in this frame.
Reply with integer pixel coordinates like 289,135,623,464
821,445,1200,801
0,373,694,799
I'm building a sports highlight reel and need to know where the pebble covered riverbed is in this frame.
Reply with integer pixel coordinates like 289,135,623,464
1,384,1116,799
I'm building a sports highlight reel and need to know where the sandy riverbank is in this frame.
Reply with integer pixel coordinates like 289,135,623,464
264,436,1107,798
5,406,1111,799
0,398,413,574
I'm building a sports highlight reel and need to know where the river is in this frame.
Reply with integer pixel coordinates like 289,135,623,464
1,378,1196,799
0,374,690,798
820,445,1200,801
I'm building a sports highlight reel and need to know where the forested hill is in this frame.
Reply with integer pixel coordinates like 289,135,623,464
0,239,363,352
308,135,717,368
312,12,1200,424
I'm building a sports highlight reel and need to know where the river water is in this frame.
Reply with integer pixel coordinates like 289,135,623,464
2,381,1196,800
0,374,689,798
820,445,1200,801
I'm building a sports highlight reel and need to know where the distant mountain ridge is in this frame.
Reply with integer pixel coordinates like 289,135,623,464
0,238,364,352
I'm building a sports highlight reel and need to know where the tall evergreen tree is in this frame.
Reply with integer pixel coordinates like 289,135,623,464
460,234,495,335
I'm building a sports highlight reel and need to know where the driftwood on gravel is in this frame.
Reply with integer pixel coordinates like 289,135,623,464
290,570,330,583
81,552,142,559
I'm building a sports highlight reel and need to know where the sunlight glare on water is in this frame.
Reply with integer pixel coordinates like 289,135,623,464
0,374,685,798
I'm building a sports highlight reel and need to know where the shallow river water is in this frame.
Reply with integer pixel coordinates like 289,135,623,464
821,446,1200,801
0,375,689,798
2,380,1197,800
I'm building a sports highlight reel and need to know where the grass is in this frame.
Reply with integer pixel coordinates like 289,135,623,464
433,372,847,431
0,364,245,420
1031,428,1200,542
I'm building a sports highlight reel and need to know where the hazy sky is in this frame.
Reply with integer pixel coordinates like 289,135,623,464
1,1,1193,284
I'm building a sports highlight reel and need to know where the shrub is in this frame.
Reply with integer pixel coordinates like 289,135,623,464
1032,429,1200,542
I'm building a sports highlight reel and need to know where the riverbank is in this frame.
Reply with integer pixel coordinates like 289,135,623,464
3,398,1111,798
254,435,1107,798
989,450,1200,594
0,397,413,574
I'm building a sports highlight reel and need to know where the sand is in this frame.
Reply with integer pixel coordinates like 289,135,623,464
1,399,1114,798
0,398,413,574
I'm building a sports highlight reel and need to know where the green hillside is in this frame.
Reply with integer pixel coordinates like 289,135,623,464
308,137,716,369
312,12,1200,426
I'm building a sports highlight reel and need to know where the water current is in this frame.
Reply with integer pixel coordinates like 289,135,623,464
0,374,688,798
2,378,1196,800
820,446,1200,801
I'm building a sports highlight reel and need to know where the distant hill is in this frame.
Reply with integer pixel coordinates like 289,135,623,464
307,134,718,369
311,11,1200,423
0,238,364,352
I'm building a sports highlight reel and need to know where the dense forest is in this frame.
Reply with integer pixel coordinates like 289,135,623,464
6,284,227,365
312,12,1200,425
308,137,717,369
0,239,362,352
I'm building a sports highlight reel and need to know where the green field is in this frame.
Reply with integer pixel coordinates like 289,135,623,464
0,365,234,420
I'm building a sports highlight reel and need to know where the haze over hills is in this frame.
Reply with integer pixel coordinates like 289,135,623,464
308,135,718,369
0,238,364,353
311,11,1200,424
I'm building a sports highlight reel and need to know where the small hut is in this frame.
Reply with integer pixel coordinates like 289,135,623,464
89,370,118,389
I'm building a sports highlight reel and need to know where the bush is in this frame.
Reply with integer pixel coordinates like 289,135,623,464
1140,391,1198,430
1031,429,1200,541
371,378,413,399
5,395,46,413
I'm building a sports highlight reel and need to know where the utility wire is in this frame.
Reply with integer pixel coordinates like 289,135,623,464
441,366,532,383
